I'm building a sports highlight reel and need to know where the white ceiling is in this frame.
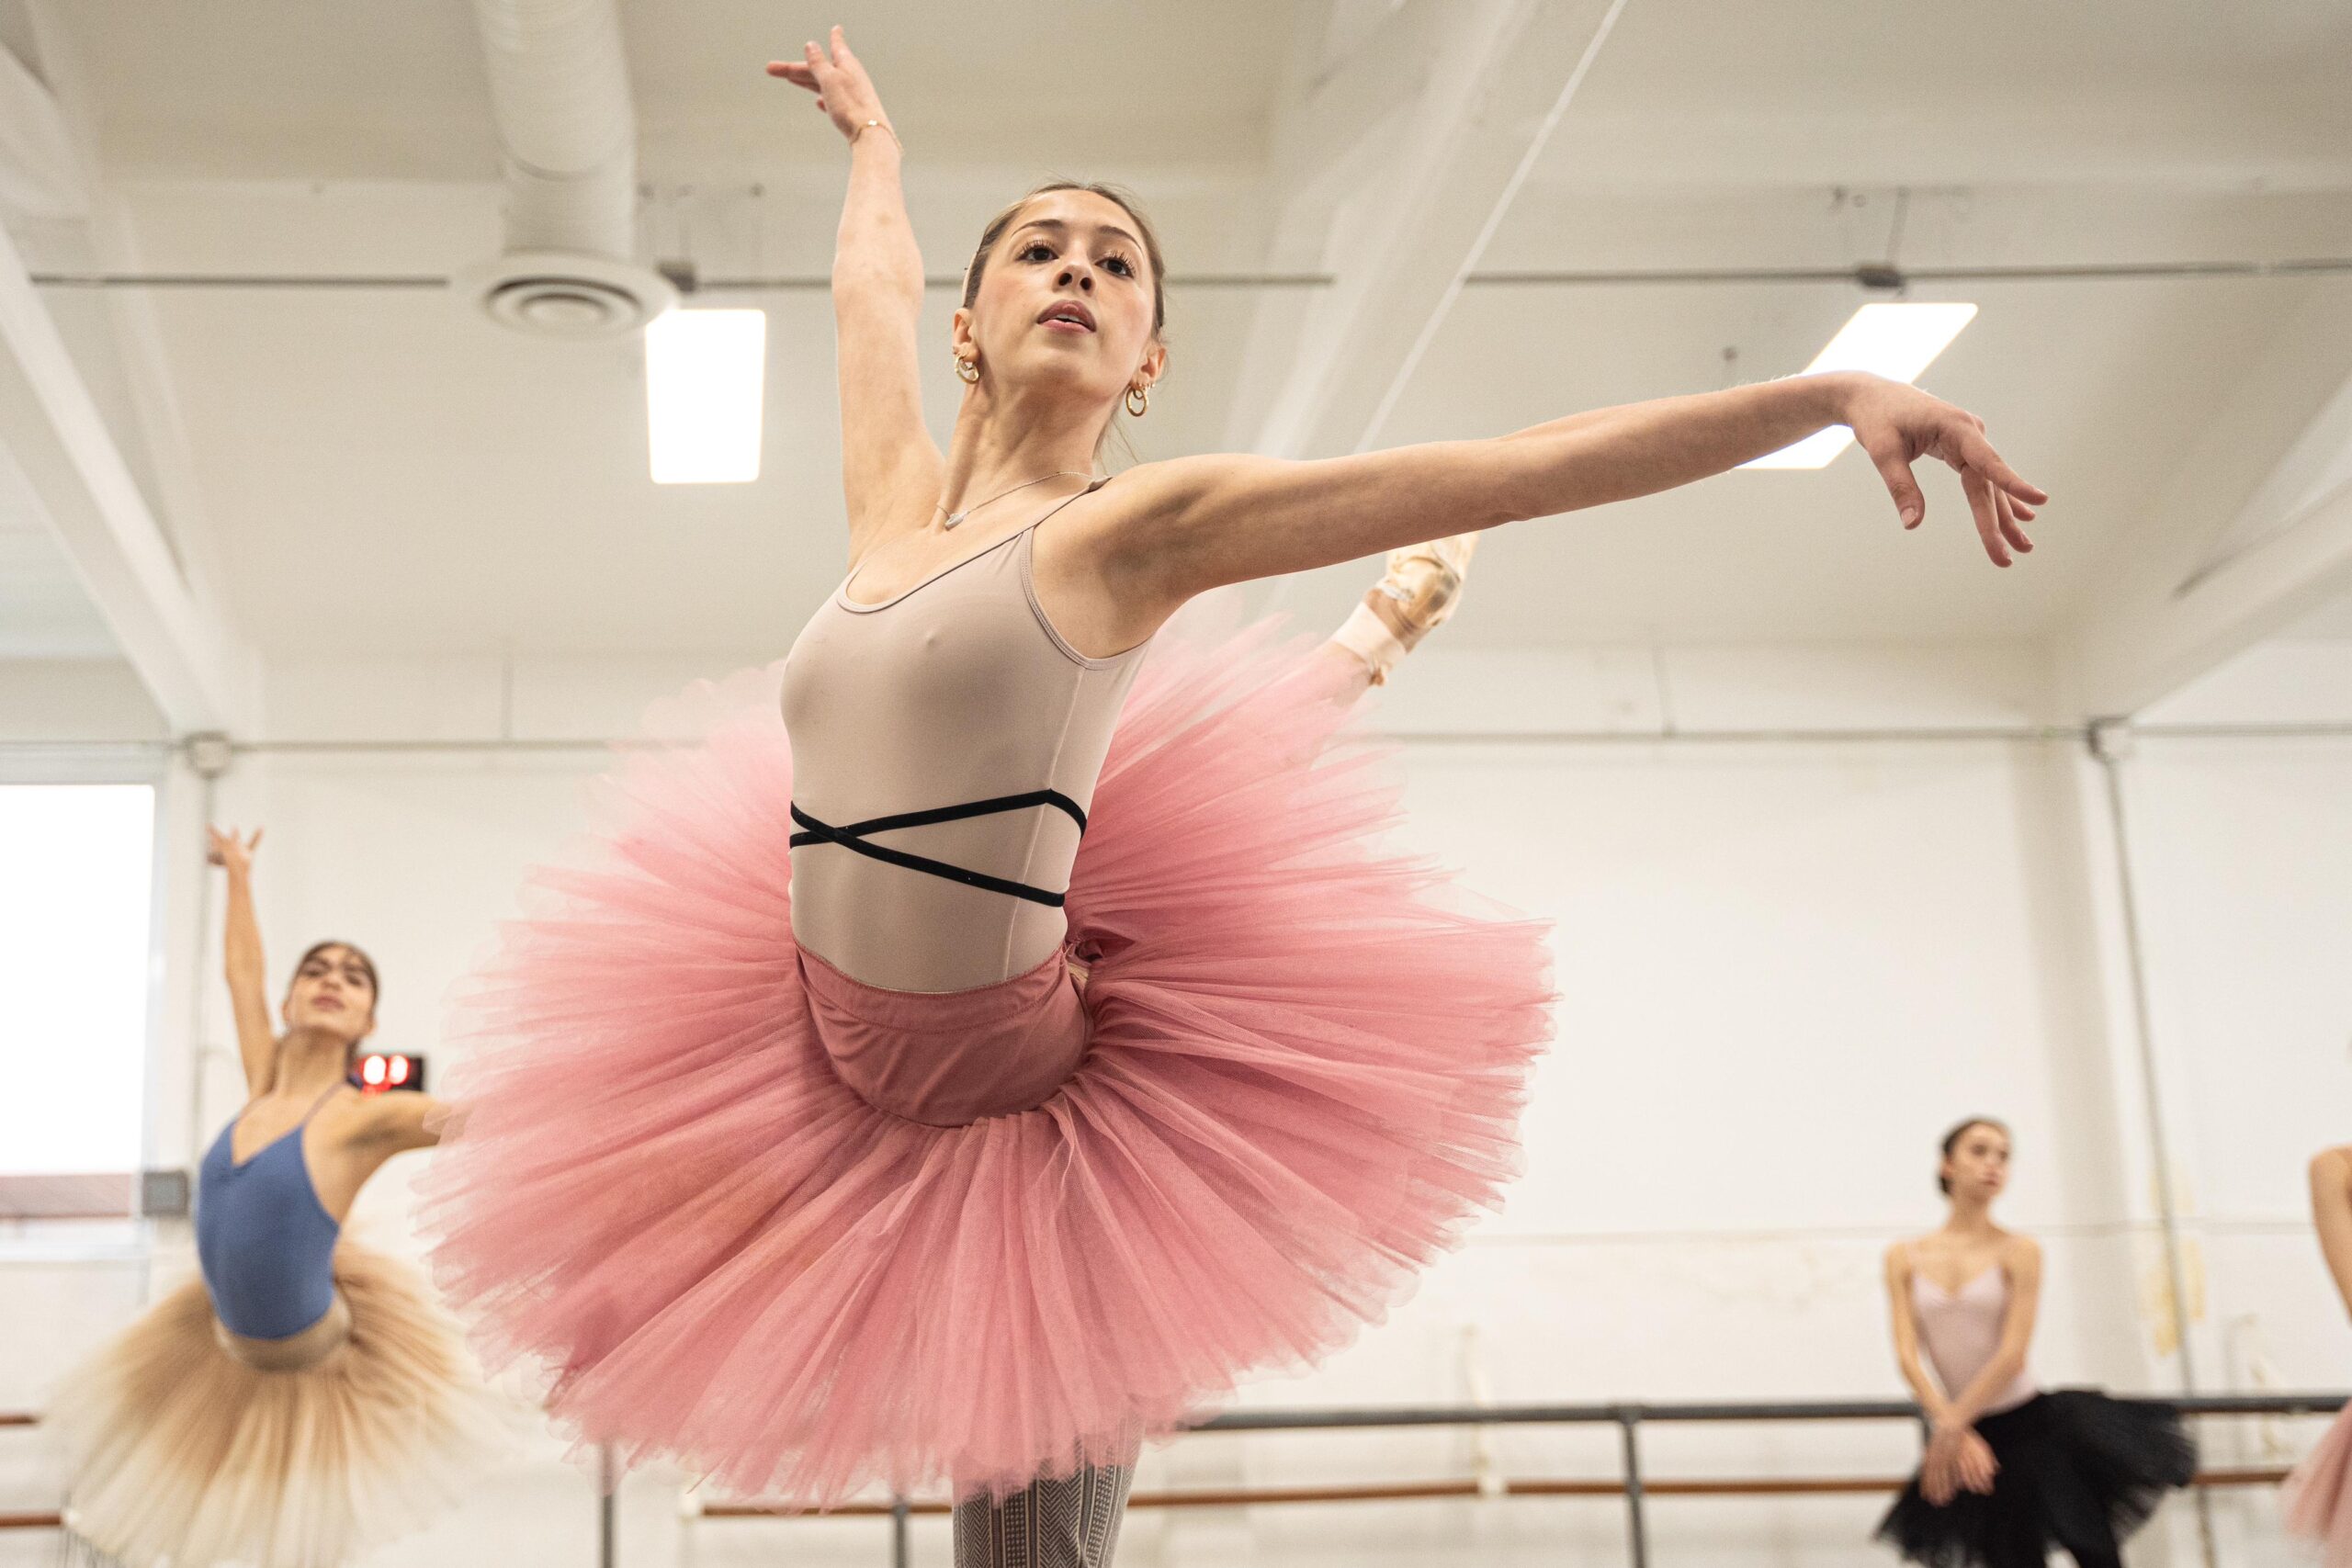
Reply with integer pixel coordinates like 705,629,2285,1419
6,0,2352,665
1522,0,2352,190
45,1,1291,183
2283,591,2352,640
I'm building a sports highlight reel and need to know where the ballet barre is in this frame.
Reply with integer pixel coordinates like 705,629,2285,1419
689,1393,2351,1568
6,1394,2342,1565
0,1409,65,1536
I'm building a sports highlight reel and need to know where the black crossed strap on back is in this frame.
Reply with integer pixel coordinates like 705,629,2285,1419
788,790,1089,908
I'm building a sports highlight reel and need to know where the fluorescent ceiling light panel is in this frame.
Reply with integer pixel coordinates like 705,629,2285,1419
647,309,767,484
1743,301,1978,470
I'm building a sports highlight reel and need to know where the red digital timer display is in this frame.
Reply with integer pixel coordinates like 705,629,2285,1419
355,1053,425,1093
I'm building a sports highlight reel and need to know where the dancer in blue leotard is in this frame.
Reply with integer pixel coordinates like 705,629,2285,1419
48,829,504,1568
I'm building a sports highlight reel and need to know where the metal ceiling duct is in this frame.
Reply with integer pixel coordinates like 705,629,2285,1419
460,0,673,337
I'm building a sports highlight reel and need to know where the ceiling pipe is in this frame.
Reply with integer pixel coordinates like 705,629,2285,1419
458,0,673,337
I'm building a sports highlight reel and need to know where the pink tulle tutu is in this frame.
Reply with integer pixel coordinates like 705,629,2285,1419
2287,1401,2352,1563
419,623,1555,1506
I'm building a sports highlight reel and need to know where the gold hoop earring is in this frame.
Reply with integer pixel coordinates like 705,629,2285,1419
956,355,980,385
1125,382,1150,416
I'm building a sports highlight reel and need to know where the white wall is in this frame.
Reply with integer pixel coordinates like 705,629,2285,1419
6,636,2347,1566
2109,638,2352,1568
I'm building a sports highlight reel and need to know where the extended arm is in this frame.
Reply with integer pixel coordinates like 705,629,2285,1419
353,1091,447,1158
1096,371,2043,641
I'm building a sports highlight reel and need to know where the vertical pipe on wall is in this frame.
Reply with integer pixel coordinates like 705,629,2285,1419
132,754,191,1303
179,758,220,1227
2088,721,2217,1568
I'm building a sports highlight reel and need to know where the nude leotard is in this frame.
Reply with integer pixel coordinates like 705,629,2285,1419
781,478,1149,994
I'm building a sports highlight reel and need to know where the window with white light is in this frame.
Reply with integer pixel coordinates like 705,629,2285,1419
1744,301,1978,469
0,784,156,1179
646,309,768,484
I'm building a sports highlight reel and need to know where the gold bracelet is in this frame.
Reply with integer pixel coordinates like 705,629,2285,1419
850,118,900,152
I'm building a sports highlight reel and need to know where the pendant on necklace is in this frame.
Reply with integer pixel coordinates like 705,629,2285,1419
943,510,968,529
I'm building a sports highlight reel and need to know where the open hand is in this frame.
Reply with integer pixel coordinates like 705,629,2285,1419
206,824,263,875
1838,373,2045,568
765,26,892,146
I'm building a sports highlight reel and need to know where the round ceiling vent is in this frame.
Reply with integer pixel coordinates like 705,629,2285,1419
456,252,679,339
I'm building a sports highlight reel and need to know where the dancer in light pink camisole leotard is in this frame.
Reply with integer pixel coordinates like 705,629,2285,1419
422,26,2045,1566
1909,1264,2041,1420
1878,1119,2194,1568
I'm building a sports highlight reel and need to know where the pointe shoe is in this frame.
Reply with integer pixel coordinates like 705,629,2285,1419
1333,531,1482,685
1374,531,1480,650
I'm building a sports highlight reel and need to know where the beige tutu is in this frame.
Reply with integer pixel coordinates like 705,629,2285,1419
50,1241,508,1568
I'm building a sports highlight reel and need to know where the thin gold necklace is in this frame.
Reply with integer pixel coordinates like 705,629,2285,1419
937,469,1093,530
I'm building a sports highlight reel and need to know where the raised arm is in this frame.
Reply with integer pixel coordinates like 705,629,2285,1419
208,826,278,1098
2311,1147,2352,1320
769,28,943,562
1094,371,2043,641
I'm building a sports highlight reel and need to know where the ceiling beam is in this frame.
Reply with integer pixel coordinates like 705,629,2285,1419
0,216,251,731
2062,284,2352,717
0,6,252,730
0,31,82,219
1222,0,1628,462
24,0,243,612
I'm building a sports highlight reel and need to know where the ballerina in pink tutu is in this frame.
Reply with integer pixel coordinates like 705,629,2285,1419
2286,1146,2352,1562
421,25,2044,1562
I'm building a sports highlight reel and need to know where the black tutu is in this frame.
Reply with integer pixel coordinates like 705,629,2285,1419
1875,1391,2197,1568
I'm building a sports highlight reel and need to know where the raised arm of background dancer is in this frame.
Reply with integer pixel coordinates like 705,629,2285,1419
209,826,277,1098
768,27,944,562
1100,370,2045,635
2311,1147,2352,1319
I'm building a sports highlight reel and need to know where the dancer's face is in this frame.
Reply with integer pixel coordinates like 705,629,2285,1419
1942,1122,2010,1203
283,943,377,1045
954,189,1165,424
